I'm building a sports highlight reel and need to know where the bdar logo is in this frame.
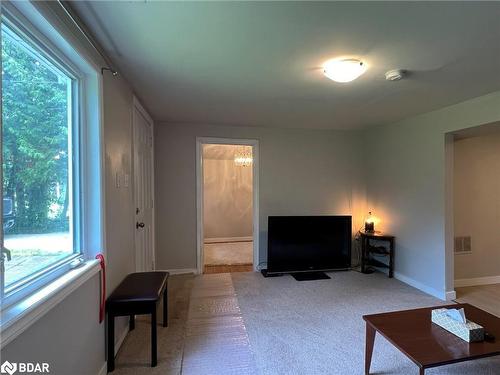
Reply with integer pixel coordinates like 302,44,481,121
0,361,17,375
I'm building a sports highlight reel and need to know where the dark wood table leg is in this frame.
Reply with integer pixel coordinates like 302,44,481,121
419,367,425,375
107,313,115,372
163,288,168,327
389,238,395,278
151,308,157,367
365,323,376,375
361,237,366,273
129,315,135,331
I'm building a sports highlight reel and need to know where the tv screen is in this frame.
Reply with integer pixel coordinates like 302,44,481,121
267,216,351,274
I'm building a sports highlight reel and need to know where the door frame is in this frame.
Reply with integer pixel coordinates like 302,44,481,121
196,137,260,274
132,96,155,271
444,132,456,299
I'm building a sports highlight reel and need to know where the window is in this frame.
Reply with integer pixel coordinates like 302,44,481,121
1,16,81,303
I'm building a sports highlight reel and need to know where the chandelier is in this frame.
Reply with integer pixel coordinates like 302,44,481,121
234,147,253,167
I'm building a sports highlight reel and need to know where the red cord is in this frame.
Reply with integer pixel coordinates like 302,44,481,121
96,254,106,323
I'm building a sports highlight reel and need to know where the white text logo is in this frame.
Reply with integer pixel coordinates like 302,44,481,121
0,361,50,374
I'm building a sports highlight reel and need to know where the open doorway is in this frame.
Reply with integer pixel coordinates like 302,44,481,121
449,121,500,316
196,138,259,274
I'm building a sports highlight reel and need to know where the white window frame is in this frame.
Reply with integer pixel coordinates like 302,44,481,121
0,1,105,347
1,13,83,308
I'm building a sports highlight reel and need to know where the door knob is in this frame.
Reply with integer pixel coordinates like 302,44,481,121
136,222,145,229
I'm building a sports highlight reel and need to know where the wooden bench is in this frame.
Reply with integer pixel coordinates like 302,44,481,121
106,271,169,372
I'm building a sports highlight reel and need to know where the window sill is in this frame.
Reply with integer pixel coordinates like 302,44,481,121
0,259,101,349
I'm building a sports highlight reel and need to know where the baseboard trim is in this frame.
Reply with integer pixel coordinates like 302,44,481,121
162,268,198,275
454,275,500,288
445,290,457,301
97,362,107,375
394,271,447,301
96,321,129,375
204,236,253,244
115,323,129,356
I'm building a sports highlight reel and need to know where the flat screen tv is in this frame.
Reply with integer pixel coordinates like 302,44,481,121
267,216,351,274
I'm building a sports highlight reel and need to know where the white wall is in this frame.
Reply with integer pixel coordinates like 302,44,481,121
364,90,500,300
102,73,136,349
155,123,366,270
203,158,253,239
454,132,500,280
0,276,104,375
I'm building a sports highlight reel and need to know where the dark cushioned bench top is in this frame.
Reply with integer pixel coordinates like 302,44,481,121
107,272,169,305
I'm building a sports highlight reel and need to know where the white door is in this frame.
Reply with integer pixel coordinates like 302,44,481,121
133,101,154,272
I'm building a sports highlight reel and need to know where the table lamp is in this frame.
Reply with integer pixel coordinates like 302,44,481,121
365,211,375,233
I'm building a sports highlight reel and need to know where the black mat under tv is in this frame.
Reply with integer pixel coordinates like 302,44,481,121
265,215,351,277
291,271,331,281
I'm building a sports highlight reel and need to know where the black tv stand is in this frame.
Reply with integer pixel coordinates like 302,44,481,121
291,271,330,281
260,269,283,278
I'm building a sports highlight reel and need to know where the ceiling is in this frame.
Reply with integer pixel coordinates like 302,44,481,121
203,144,252,160
72,1,500,130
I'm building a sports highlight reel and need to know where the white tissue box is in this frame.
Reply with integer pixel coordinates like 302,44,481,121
431,308,484,342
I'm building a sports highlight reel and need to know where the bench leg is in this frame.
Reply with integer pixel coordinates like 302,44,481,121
151,309,157,367
163,288,168,327
107,313,115,372
129,315,135,331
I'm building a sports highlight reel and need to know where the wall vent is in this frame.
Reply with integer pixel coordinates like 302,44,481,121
454,236,472,254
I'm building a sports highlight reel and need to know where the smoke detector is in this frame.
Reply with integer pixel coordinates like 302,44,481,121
385,69,406,81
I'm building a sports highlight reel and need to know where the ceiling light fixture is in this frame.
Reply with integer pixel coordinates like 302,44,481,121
323,58,367,83
234,147,253,167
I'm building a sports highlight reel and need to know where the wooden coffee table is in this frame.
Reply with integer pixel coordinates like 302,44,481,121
363,303,500,374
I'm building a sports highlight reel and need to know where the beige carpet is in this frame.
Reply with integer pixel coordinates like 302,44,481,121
110,272,500,375
232,271,500,375
204,241,253,265
455,283,500,318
